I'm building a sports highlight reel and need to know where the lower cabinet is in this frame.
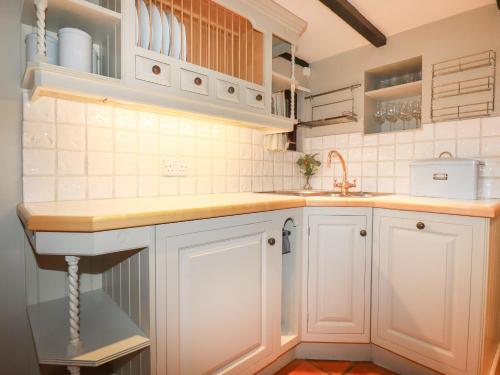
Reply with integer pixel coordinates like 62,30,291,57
371,209,489,375
303,208,372,342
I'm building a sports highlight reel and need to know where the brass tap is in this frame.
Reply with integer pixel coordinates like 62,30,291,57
326,150,356,196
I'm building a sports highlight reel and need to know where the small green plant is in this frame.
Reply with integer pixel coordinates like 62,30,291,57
297,153,321,189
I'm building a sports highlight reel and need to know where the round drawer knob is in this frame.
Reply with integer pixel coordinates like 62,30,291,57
268,238,276,246
152,65,161,75
360,229,367,237
256,94,263,102
227,86,235,94
416,222,425,230
194,77,203,86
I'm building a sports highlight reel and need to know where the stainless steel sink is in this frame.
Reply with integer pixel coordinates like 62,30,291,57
259,190,390,198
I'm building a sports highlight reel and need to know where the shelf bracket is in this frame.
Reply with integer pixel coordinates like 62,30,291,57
33,0,48,63
65,255,81,375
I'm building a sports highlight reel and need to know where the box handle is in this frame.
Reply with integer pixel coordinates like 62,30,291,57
433,173,448,180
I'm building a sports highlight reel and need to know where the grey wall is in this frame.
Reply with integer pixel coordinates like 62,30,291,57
302,4,500,137
0,0,31,374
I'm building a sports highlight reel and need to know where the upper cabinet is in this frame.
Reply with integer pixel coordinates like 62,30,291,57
21,0,307,132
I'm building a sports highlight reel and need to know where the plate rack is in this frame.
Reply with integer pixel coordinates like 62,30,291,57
431,50,496,122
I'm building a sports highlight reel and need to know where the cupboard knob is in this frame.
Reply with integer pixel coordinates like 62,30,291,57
268,237,276,246
360,229,367,237
152,65,161,75
194,77,203,86
228,86,235,94
416,222,425,230
256,94,263,102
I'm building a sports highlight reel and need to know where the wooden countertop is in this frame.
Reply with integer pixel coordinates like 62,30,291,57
17,193,500,232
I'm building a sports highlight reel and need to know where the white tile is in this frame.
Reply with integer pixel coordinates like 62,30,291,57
115,108,137,130
226,126,239,142
23,121,55,148
310,136,323,150
349,133,363,147
87,127,113,151
239,176,252,192
395,178,410,194
240,160,253,176
414,142,434,159
481,137,500,157
138,154,159,175
456,118,480,138
178,157,196,176
335,134,349,148
160,177,178,195
239,127,253,144
323,135,336,148
138,132,159,154
395,161,410,177
378,145,395,161
361,177,376,192
395,143,414,160
114,153,137,175
273,151,285,162
57,151,85,175
159,115,178,135
226,142,239,158
435,121,456,140
196,121,212,138
195,138,212,157
378,133,395,145
23,94,55,123
57,176,86,200
481,117,500,137
88,152,113,175
414,123,434,142
378,161,394,177
23,176,55,202
274,176,285,190
434,140,456,157
251,176,263,192
348,148,362,162
284,151,295,163
283,162,293,176
239,143,253,160
159,135,178,156
138,176,159,197
213,158,227,175
273,162,283,177
57,124,85,150
178,137,196,156
377,178,394,193
348,162,362,177
196,158,212,176
302,138,311,153
363,134,378,146
362,147,378,162
457,138,480,158
396,130,414,144
57,99,85,125
211,140,227,158
252,145,264,161
226,159,239,175
263,161,273,176
226,176,240,192
322,176,334,190
212,124,227,140
88,176,113,199
86,104,113,127
178,176,196,194
213,176,227,193
252,130,264,145
114,176,137,197
23,149,55,175
138,112,159,132
115,130,137,152
262,176,273,191
362,162,377,177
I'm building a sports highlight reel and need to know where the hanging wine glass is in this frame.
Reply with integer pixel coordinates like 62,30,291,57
385,103,399,131
411,100,421,127
399,102,413,129
373,102,386,125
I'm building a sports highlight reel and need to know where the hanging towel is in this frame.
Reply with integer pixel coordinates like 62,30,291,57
264,133,289,152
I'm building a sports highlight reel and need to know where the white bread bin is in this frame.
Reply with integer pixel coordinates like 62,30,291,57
410,157,483,200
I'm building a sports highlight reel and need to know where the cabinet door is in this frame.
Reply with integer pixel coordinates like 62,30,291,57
307,215,370,342
157,221,279,375
372,213,473,371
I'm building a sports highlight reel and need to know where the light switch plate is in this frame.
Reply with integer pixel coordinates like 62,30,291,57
162,158,189,176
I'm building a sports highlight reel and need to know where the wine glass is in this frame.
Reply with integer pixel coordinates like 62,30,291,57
373,103,386,125
411,100,421,127
399,102,413,129
385,103,399,131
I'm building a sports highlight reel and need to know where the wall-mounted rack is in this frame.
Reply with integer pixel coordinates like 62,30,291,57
431,50,496,122
298,83,360,128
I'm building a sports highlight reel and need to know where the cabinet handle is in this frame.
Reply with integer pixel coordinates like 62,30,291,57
360,229,367,237
268,238,276,246
194,77,203,86
416,222,425,230
227,86,235,94
152,65,161,75
256,94,263,102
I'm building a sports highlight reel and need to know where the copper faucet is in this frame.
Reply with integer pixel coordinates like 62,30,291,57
326,150,356,196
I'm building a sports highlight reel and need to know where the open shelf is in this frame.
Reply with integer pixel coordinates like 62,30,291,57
272,71,311,93
365,80,422,101
28,289,150,367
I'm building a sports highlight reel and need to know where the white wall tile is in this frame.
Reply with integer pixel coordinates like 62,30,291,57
227,159,239,175
178,137,196,156
434,121,456,140
196,158,212,176
414,142,434,159
361,177,376,192
349,133,363,147
57,151,85,175
115,153,137,175
23,176,55,202
23,94,55,123
396,130,414,144
378,178,394,193
23,121,55,149
395,178,410,194
213,176,227,193
239,176,252,192
138,176,159,197
213,159,227,176
160,135,178,155
138,112,159,132
434,140,456,157
226,126,239,142
240,160,253,176
323,135,335,148
115,108,137,130
23,149,55,175
87,104,113,127
363,147,378,162
239,127,252,144
58,124,85,150
88,176,113,199
178,176,196,194
363,134,378,146
481,137,500,157
481,117,500,137
226,176,240,192
239,143,253,160
310,136,323,150
457,118,480,138
378,133,395,145
87,127,113,151
159,115,178,135
335,134,349,148
378,162,394,177
139,132,159,154
88,152,113,175
160,177,178,195
114,176,137,197
57,99,85,125
252,130,263,145
395,143,414,160
196,121,212,138
57,177,86,200
395,161,410,177
378,145,395,161
414,123,434,141
115,130,137,153
457,138,480,158
138,154,159,175
362,162,377,177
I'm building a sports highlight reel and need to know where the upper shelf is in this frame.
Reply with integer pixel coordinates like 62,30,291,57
272,71,311,93
28,289,149,367
365,80,422,101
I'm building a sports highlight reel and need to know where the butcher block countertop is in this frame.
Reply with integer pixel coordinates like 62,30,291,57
17,193,500,232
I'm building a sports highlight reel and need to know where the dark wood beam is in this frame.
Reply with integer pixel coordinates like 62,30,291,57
319,0,387,47
279,53,309,68
497,0,500,10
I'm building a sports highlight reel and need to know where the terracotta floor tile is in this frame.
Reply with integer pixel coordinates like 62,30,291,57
275,359,328,375
309,360,354,374
347,362,399,375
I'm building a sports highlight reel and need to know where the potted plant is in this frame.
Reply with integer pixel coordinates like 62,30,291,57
296,153,321,190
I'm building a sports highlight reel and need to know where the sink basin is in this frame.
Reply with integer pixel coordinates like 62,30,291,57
259,190,390,198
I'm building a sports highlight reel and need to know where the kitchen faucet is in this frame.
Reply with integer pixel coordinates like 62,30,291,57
326,150,356,196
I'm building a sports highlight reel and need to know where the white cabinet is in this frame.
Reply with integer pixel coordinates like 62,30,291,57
155,214,282,375
372,209,489,375
303,208,372,343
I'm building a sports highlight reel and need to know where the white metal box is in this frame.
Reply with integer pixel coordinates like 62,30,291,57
410,158,482,199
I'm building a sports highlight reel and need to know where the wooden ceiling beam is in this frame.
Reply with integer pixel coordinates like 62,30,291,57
497,0,500,10
319,0,387,47
279,53,310,68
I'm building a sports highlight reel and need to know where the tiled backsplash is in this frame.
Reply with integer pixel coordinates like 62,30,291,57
22,93,304,202
303,117,500,198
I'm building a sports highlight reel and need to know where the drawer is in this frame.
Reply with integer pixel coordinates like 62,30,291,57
180,68,209,96
135,55,171,86
216,79,239,103
246,88,265,109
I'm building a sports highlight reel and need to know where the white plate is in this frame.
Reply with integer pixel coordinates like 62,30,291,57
167,13,181,59
181,23,187,61
149,3,162,52
161,11,171,55
139,0,149,49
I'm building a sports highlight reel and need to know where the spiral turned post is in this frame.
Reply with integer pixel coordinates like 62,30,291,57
290,44,296,120
33,0,48,63
65,256,81,375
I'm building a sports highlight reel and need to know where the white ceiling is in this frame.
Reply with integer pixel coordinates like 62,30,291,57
274,0,495,62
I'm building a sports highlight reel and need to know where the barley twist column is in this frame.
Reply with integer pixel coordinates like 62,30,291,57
33,0,48,63
290,44,296,120
65,256,81,375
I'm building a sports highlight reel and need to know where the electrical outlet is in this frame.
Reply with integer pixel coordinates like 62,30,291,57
162,158,189,176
